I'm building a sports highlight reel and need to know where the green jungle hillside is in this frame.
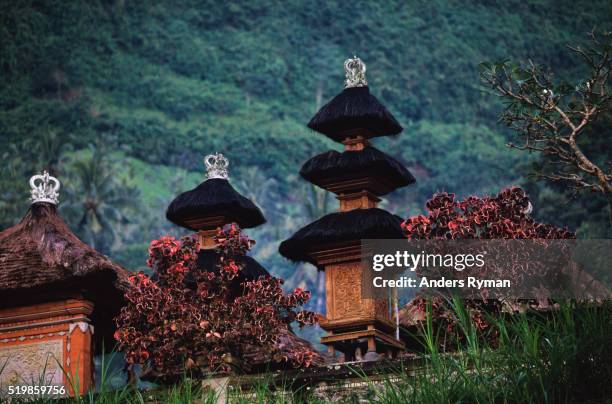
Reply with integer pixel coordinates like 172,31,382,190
1,0,611,316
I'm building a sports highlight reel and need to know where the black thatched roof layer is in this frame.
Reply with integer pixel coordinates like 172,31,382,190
196,249,270,280
279,208,404,264
300,146,415,195
166,178,266,230
307,86,402,142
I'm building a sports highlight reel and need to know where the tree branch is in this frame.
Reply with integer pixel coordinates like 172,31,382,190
481,31,612,193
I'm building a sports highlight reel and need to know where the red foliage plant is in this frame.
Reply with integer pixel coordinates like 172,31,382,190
402,187,573,240
400,187,574,348
114,224,318,382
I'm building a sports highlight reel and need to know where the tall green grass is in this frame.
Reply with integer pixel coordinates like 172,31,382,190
2,301,609,403
369,300,611,404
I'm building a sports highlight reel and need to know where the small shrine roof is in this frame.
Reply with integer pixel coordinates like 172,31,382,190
166,154,266,231
0,203,129,305
166,178,266,230
307,86,403,142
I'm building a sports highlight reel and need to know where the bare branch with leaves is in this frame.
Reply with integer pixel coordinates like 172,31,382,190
480,30,611,193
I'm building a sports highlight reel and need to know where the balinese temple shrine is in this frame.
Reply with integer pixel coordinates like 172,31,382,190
166,153,270,286
280,56,415,361
0,172,129,395
166,153,323,370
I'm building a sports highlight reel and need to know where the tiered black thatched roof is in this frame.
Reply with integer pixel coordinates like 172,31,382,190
166,178,266,230
307,86,402,142
300,146,415,195
279,208,404,264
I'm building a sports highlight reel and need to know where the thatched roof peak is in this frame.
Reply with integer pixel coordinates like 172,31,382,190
0,203,129,303
307,86,403,143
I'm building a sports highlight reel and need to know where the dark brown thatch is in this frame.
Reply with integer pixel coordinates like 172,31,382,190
300,146,415,195
0,203,129,298
166,178,266,230
279,208,404,265
0,203,130,351
307,86,402,142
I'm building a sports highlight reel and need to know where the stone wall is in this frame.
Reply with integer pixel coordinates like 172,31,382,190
0,299,95,398
203,358,424,403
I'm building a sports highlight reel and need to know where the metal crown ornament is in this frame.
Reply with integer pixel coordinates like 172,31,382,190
204,152,229,180
344,55,368,88
30,171,60,205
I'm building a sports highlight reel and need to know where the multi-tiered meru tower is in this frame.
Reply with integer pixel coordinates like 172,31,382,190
280,56,415,361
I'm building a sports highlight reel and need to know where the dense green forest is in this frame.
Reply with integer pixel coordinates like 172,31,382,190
1,0,610,304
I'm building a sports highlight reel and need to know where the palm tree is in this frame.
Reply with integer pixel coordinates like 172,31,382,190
234,165,279,220
302,184,333,222
298,184,336,314
36,129,67,174
61,147,137,254
0,129,71,229
0,143,28,229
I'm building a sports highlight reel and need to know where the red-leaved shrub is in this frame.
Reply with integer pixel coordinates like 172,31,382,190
114,224,318,382
402,187,573,240
401,187,574,348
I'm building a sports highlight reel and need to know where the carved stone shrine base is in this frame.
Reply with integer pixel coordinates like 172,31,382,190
0,299,94,396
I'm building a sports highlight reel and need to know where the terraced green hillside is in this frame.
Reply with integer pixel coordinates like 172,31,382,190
1,0,610,290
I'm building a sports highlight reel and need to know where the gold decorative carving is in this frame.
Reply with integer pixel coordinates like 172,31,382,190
330,264,362,320
374,297,390,320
